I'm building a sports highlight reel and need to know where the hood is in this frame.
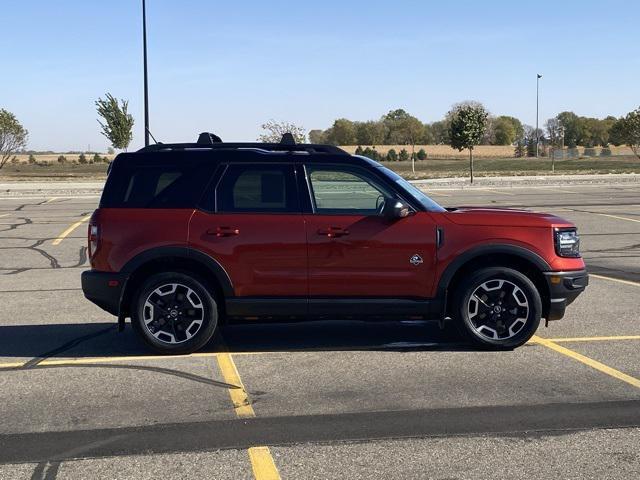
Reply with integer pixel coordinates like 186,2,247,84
444,207,574,228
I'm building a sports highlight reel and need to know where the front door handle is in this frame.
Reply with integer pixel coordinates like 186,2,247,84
317,227,349,238
207,226,240,237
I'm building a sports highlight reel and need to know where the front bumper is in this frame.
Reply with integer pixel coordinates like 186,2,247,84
81,270,129,316
543,269,589,321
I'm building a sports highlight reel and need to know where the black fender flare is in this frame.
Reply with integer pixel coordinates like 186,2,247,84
436,244,551,298
120,246,234,297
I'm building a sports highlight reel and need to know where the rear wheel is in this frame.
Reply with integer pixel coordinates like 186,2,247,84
453,267,541,349
131,272,218,354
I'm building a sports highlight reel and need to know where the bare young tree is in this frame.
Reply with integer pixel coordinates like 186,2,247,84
258,120,307,143
0,109,28,170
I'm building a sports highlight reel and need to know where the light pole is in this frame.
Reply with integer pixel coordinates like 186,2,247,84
143,0,150,147
536,74,542,157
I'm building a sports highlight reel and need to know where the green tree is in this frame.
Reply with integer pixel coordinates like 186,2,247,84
620,107,640,159
494,116,523,145
524,126,545,157
608,117,627,146
362,147,382,161
416,148,427,160
325,118,357,145
398,148,409,162
308,129,326,144
95,93,134,151
355,120,386,145
430,120,450,144
258,119,306,143
0,109,28,170
386,148,398,161
78,153,88,164
448,102,488,183
381,109,424,172
580,117,609,147
555,111,582,148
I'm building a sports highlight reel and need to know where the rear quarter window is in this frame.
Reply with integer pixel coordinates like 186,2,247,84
100,155,218,209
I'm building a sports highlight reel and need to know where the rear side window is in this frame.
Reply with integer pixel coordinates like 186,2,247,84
101,158,218,208
216,164,299,213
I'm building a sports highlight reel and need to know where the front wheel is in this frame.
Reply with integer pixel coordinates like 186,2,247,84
131,272,218,354
453,267,542,349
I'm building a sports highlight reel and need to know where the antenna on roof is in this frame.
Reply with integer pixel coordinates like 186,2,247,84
279,132,295,145
146,127,159,144
197,132,223,145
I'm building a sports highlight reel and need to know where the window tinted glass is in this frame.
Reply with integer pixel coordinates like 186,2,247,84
217,164,299,213
101,159,217,209
307,166,392,214
376,166,445,212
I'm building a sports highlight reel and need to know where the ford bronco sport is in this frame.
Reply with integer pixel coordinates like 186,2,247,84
82,133,588,354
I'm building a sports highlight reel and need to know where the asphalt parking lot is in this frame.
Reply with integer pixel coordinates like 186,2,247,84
0,183,639,479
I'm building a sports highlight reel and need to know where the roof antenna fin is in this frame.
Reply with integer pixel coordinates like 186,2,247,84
197,132,223,144
280,132,295,145
146,127,159,144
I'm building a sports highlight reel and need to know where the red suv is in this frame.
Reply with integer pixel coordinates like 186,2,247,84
82,134,588,353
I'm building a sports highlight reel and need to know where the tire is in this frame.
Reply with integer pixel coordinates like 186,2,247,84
131,272,218,354
453,267,542,350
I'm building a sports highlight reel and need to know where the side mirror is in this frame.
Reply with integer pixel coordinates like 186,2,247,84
383,199,413,219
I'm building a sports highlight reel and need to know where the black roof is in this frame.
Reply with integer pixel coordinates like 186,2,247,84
137,132,348,156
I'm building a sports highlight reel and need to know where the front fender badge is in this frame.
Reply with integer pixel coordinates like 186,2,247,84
410,254,423,266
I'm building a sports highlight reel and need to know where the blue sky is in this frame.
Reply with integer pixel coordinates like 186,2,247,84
1,0,638,151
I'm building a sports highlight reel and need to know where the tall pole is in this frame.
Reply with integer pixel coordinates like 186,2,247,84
536,74,542,157
143,0,150,147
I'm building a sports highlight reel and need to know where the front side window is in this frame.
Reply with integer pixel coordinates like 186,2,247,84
217,164,299,213
307,166,394,215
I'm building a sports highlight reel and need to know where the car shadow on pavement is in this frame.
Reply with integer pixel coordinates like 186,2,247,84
0,319,477,361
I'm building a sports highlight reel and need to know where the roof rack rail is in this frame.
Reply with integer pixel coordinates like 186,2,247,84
137,132,348,155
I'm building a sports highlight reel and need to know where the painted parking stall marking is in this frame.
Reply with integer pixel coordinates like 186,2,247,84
533,336,640,389
51,214,91,245
215,348,281,479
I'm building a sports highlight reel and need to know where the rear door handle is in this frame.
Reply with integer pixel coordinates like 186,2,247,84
317,227,349,238
207,226,240,237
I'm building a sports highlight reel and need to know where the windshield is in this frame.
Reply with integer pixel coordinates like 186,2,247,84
377,166,446,212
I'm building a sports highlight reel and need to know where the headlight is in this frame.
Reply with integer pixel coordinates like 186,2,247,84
555,228,580,257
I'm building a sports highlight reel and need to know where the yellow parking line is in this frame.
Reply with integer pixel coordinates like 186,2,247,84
533,335,640,389
44,197,59,204
52,214,91,245
595,213,640,224
428,191,451,197
590,273,640,288
248,447,282,480
545,335,640,343
216,351,281,479
5,332,640,371
0,350,293,370
216,352,255,418
0,213,10,218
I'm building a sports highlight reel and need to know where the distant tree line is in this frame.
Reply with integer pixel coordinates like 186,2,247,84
308,107,639,152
